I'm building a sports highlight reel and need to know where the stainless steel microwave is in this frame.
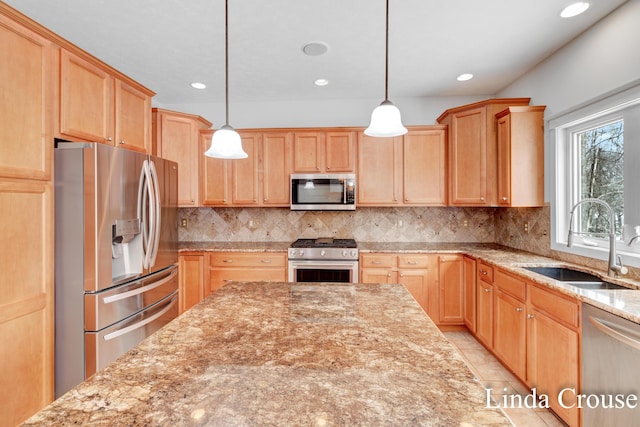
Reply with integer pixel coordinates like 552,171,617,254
290,173,356,210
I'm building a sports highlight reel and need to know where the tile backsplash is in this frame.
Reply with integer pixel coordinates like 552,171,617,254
179,206,496,243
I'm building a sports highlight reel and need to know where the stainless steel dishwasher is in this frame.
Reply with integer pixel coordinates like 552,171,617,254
582,303,640,426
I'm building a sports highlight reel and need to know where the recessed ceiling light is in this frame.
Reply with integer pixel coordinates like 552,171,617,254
560,2,590,18
457,73,474,82
314,79,329,87
190,82,206,89
302,42,330,56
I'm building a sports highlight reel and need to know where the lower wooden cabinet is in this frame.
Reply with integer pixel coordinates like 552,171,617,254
493,287,527,380
437,254,464,325
206,252,286,296
463,256,477,333
527,284,581,427
475,262,495,349
178,253,205,314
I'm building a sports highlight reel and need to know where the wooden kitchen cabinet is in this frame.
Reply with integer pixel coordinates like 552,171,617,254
357,126,447,206
463,255,477,333
437,254,464,325
437,98,530,206
360,253,436,317
0,13,54,182
493,268,527,380
201,130,292,207
496,106,545,207
206,252,286,296
292,130,356,172
526,283,580,427
59,49,153,153
0,8,56,424
475,261,494,348
0,180,54,426
153,109,212,207
178,253,205,314
357,134,402,205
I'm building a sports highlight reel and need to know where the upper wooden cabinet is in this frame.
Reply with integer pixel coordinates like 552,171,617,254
0,12,54,181
59,49,153,153
293,130,356,172
496,106,546,207
357,126,447,206
437,98,530,206
153,109,212,207
201,130,292,207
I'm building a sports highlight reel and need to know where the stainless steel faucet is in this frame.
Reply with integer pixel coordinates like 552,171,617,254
567,198,628,277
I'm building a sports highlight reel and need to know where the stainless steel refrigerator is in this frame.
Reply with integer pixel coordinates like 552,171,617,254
54,142,179,397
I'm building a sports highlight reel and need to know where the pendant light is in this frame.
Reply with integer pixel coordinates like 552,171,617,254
205,0,248,159
364,0,407,137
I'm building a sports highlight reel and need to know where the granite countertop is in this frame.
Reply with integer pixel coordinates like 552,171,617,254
180,241,640,324
24,282,512,426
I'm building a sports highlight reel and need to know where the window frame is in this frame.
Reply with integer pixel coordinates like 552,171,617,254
549,82,640,268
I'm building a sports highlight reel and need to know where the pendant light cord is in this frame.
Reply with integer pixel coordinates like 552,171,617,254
384,0,389,102
224,0,230,126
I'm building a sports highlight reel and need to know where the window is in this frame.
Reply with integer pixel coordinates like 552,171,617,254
550,83,640,267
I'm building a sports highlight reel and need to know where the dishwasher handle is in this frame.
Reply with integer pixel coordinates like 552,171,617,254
588,315,640,351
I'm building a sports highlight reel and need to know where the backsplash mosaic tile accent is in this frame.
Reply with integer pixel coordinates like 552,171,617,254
178,207,496,243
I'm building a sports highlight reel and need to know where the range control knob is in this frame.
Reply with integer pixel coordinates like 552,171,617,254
350,250,357,258
298,250,305,257
341,250,348,257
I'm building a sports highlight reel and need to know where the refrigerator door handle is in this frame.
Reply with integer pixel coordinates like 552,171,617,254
148,160,162,268
138,160,156,270
102,269,178,304
103,294,177,342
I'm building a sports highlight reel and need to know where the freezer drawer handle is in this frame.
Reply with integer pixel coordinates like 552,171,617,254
103,295,177,342
102,269,177,304
589,315,640,351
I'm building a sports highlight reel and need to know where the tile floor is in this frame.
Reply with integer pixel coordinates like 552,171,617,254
443,331,568,427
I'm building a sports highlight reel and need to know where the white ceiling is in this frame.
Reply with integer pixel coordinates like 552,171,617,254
4,0,628,106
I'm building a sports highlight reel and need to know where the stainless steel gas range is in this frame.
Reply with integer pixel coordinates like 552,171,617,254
287,238,359,283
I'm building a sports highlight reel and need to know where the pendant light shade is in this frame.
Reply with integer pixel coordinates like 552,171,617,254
365,0,407,138
205,0,248,159
365,100,407,137
204,124,247,159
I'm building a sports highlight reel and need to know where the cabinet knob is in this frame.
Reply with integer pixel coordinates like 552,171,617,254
480,197,485,201
264,198,268,202
326,166,330,170
515,307,523,312
502,197,509,201
527,314,535,319
484,288,491,293
119,140,126,145
105,137,113,142
400,273,404,277
387,273,391,277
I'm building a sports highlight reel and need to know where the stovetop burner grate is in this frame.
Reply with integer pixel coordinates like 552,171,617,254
290,238,357,249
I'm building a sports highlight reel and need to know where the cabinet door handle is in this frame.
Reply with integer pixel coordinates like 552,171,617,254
261,259,272,263
223,259,234,263
407,261,418,265
515,307,523,312
372,260,382,265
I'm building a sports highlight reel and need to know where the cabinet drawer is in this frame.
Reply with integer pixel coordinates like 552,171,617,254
398,255,430,268
494,269,526,301
529,284,580,329
477,261,494,284
361,254,396,268
209,252,286,268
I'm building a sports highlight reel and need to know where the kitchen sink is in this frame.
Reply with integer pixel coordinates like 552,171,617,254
522,266,629,290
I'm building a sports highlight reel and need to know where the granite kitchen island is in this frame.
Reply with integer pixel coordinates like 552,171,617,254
25,282,512,426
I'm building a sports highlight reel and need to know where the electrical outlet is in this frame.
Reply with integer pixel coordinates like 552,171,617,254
462,219,469,227
181,218,188,228
524,222,529,233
